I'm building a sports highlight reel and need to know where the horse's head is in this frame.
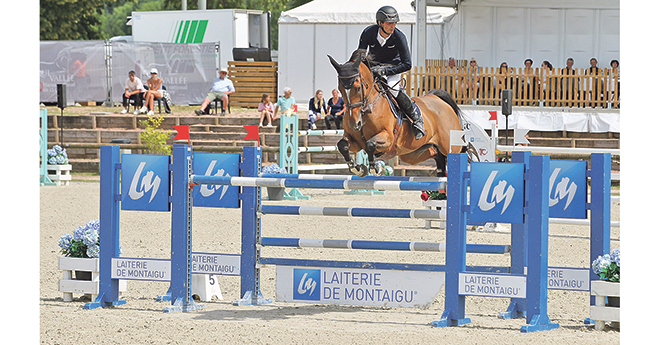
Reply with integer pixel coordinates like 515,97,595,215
328,51,374,132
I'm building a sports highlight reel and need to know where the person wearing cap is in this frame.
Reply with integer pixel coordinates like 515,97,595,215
357,5,425,140
195,68,235,116
141,68,163,116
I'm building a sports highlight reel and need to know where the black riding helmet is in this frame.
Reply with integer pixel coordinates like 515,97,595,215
376,6,399,23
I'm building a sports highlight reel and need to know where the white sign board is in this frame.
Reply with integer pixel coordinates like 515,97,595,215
191,253,241,276
547,267,590,291
276,266,445,308
111,258,171,281
459,273,526,298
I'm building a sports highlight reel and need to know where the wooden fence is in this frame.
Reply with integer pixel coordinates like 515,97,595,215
227,61,277,108
404,66,620,108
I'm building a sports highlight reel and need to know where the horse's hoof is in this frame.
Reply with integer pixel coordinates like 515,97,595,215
357,164,369,177
370,165,384,176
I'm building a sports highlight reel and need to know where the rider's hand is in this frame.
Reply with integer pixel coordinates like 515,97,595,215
371,65,388,79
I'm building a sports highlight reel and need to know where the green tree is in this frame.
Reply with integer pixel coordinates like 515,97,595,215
40,0,118,40
100,0,165,39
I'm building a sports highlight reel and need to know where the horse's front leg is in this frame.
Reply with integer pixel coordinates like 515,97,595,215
337,136,368,177
365,132,392,176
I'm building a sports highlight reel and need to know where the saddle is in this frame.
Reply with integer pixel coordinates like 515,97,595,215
377,79,421,134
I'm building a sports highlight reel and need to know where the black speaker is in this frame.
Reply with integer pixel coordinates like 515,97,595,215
501,89,512,115
57,84,67,110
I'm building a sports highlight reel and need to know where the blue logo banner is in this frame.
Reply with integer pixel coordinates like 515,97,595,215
121,154,170,211
549,160,588,219
192,153,240,208
293,268,321,301
469,162,524,224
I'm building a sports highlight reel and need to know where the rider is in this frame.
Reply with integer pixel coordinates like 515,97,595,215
357,5,426,140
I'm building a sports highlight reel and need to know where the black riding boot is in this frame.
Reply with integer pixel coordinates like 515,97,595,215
395,91,426,140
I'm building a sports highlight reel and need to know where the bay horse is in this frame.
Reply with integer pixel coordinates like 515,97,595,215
328,50,464,177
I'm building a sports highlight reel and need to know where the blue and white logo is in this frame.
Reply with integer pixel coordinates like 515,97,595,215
293,269,321,301
548,160,587,219
121,154,170,211
470,163,524,224
192,153,240,208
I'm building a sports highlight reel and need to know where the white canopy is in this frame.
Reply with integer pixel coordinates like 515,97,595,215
279,0,456,24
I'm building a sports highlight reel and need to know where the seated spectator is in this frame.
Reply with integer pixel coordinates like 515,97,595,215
307,90,326,130
325,89,345,129
258,93,275,127
141,68,163,116
274,87,296,120
121,70,145,114
195,68,235,116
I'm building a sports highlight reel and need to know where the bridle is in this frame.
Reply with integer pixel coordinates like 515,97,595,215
338,62,385,119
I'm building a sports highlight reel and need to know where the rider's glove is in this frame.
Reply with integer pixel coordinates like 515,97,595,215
371,65,388,79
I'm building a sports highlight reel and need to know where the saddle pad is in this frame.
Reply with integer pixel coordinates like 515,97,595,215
384,93,422,130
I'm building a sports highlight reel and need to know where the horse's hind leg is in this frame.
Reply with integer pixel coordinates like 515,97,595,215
338,136,368,177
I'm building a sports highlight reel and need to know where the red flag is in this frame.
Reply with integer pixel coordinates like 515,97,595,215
488,110,498,122
173,125,190,140
243,125,260,146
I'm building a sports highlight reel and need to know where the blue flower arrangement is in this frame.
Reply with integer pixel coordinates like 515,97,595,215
47,145,69,165
58,220,121,258
262,163,287,174
592,248,620,282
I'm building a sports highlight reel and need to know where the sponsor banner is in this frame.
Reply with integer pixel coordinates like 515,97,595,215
111,257,171,281
276,266,445,308
547,267,590,291
459,272,527,298
548,160,588,219
469,163,525,224
120,154,171,212
192,153,240,208
191,252,240,276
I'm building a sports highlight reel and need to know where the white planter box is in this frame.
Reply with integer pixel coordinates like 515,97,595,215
46,164,72,186
58,257,127,302
590,280,620,330
422,200,447,229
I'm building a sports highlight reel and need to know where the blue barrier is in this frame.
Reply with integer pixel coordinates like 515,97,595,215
88,144,611,333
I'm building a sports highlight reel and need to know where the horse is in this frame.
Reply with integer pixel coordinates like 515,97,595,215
328,51,464,177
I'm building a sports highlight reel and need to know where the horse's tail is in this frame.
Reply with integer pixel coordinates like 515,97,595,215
428,89,462,120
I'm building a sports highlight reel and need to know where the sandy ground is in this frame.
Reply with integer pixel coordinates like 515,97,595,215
39,180,620,345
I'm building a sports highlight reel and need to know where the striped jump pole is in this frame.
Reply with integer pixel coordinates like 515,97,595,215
262,173,445,182
260,237,510,254
190,175,446,193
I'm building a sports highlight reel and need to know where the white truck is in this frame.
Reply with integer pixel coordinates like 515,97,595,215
129,9,270,68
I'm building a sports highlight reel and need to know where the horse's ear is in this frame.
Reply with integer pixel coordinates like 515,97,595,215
328,55,341,71
352,56,361,69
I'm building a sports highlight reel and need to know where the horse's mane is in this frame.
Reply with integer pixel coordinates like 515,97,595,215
348,49,394,69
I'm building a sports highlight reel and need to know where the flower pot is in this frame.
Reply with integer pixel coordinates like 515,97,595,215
58,257,127,302
266,187,285,201
590,280,620,330
46,164,72,186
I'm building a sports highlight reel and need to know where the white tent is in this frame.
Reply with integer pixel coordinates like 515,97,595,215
277,0,456,101
442,0,620,69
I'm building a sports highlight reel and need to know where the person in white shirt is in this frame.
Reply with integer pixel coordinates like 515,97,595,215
121,71,145,114
195,68,235,116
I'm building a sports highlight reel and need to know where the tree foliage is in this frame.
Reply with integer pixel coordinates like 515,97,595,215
40,0,117,40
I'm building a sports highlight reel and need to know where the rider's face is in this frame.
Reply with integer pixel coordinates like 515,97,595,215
379,21,396,36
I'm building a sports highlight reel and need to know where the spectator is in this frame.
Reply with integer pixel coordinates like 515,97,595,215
462,57,481,103
325,89,346,129
258,93,275,127
307,89,326,130
496,62,513,97
561,57,579,106
607,59,620,105
541,60,556,103
521,58,537,104
141,68,163,116
195,68,235,116
448,57,456,68
121,70,145,115
274,87,296,120
587,58,603,106
443,57,457,93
